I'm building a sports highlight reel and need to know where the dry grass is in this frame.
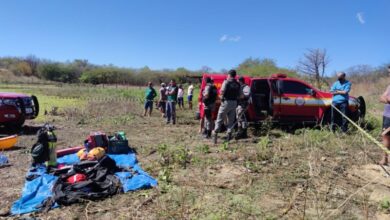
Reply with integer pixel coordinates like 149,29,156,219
0,79,389,219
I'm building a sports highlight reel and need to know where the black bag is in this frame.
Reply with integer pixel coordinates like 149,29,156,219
52,157,121,206
108,139,131,154
31,124,56,165
31,142,49,164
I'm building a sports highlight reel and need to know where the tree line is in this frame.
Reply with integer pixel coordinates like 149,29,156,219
1,52,387,86
0,55,295,86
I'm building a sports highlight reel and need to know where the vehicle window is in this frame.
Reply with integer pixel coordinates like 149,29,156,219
252,80,269,94
282,80,312,95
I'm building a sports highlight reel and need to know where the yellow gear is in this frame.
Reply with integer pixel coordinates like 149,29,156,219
87,147,105,160
77,149,86,158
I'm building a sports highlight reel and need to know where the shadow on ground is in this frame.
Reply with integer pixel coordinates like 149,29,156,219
0,125,43,136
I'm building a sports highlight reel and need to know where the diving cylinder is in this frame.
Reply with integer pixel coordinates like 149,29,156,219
46,131,57,167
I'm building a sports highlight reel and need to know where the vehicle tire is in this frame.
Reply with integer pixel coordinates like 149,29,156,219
32,95,40,118
357,96,366,121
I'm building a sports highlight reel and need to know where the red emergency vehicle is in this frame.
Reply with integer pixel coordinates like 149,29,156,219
197,73,365,125
0,92,39,128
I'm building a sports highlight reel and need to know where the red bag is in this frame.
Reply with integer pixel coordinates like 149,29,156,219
67,173,87,184
86,132,108,150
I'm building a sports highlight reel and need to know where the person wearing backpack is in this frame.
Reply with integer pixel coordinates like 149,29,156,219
202,77,217,138
235,76,251,139
143,82,157,117
212,69,241,143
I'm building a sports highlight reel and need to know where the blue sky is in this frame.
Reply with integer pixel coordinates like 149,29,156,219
0,0,388,74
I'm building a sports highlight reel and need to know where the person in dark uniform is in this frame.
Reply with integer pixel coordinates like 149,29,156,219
202,77,218,138
235,76,251,139
212,69,241,144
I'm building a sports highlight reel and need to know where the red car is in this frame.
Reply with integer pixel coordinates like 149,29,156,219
197,73,365,125
0,92,39,128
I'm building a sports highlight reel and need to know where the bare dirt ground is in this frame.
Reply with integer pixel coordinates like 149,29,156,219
0,82,390,219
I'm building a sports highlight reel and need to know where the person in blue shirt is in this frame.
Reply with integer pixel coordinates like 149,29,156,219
143,82,157,117
330,72,351,132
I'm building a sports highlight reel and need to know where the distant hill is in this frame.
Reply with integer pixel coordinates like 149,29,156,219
0,68,43,84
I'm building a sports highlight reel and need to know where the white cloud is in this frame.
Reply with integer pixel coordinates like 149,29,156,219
356,12,365,24
219,34,241,43
220,34,228,42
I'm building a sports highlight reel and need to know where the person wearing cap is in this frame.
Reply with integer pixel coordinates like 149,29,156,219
143,82,157,117
213,69,241,143
379,127,390,165
166,79,178,124
235,76,251,139
330,72,352,132
202,77,218,138
158,83,167,118
379,66,390,130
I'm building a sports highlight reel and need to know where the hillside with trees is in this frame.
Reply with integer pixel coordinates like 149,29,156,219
1,55,388,86
0,56,296,86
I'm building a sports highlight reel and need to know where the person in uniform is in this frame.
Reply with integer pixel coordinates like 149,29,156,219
235,76,251,139
212,69,241,143
202,77,218,138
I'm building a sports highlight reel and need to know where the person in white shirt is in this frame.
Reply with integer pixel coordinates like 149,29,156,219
177,84,185,110
187,83,194,110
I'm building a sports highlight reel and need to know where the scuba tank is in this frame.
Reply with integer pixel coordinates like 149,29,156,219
31,124,57,167
46,129,57,167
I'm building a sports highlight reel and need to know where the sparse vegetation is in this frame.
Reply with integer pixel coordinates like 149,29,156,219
1,67,390,219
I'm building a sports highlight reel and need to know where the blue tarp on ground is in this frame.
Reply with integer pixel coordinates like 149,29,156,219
11,153,157,215
0,153,9,166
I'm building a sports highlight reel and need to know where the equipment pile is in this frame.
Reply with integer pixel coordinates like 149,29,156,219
11,126,157,215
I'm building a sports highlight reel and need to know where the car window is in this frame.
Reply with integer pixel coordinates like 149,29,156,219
282,80,312,95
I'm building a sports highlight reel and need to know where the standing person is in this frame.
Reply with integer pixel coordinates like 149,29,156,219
202,77,218,138
177,84,185,110
166,80,178,124
212,69,241,143
330,72,352,133
187,83,194,110
143,82,157,117
158,83,167,118
380,66,390,130
235,76,251,139
379,66,390,165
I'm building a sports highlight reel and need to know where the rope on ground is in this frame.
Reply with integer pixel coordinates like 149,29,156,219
324,103,389,219
324,175,381,220
330,103,390,154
